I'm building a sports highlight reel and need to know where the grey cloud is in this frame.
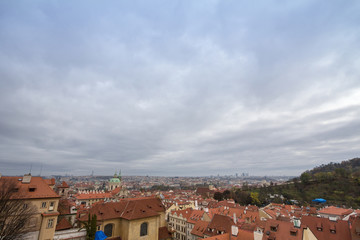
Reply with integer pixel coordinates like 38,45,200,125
0,0,359,176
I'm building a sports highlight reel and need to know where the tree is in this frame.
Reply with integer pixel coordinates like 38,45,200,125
223,190,231,200
0,178,37,240
300,172,311,185
250,192,260,206
80,214,97,240
213,192,223,201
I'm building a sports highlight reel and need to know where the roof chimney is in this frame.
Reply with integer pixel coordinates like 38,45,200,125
231,225,238,236
234,213,237,224
22,173,32,184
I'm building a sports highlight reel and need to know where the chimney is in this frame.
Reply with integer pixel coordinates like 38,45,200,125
0,173,2,179
293,219,301,228
234,213,237,224
231,225,238,236
22,173,32,184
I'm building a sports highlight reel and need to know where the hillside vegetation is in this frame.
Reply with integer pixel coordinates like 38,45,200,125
229,158,360,208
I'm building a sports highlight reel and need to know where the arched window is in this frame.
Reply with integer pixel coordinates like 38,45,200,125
140,222,148,236
104,224,113,237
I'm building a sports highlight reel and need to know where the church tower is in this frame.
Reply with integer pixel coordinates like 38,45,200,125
108,171,121,191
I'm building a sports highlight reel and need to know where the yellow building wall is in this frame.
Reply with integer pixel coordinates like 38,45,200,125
259,209,272,220
303,228,318,240
128,216,159,240
38,215,59,240
98,215,160,240
25,198,60,240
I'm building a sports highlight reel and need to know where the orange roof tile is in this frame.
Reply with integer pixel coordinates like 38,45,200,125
0,176,60,199
191,220,209,237
318,206,353,216
56,218,73,231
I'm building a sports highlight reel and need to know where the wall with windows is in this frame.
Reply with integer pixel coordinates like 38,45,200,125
20,198,60,240
127,216,159,240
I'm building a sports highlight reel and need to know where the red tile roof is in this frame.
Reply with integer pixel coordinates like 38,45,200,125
159,226,172,240
191,220,210,237
262,219,302,240
204,214,234,237
0,176,60,199
318,206,353,217
302,215,351,240
58,181,69,188
78,197,164,222
56,218,73,231
75,192,113,200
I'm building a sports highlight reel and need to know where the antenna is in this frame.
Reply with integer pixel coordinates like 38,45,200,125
29,164,32,174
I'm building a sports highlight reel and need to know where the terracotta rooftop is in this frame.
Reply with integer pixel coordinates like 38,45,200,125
75,192,113,200
159,226,172,240
204,214,234,237
0,176,60,199
302,215,351,240
191,220,209,237
78,197,164,222
55,218,73,231
262,219,302,240
318,206,353,216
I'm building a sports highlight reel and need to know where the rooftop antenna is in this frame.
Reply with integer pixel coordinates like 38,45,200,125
29,163,32,174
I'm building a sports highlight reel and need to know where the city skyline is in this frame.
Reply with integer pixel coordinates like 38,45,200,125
1,1,360,176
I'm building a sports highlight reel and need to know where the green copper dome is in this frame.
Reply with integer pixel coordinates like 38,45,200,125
110,178,121,183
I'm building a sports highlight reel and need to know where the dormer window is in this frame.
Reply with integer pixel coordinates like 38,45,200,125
290,229,297,236
316,222,323,231
330,224,336,234
270,224,278,232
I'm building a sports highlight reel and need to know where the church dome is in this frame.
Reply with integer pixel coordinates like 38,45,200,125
110,178,121,183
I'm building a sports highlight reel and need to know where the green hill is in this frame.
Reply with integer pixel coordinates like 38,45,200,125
232,158,360,208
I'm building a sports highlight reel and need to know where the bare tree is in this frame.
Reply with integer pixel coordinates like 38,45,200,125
0,178,37,240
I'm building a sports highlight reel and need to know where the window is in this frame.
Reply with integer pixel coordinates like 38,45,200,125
140,222,148,236
97,226,101,231
47,219,54,228
49,201,55,211
104,224,113,237
23,203,28,209
41,202,47,208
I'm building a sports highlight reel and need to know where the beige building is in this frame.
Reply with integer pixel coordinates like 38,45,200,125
0,174,60,240
78,197,168,240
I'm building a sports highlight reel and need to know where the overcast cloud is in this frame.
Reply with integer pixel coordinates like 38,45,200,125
0,0,360,176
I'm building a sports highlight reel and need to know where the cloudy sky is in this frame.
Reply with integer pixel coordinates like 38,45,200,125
0,0,359,176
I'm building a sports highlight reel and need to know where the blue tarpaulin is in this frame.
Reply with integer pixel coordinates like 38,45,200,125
312,198,326,203
95,231,107,240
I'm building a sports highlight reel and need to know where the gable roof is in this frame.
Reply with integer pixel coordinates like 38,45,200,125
78,197,164,222
204,214,234,236
191,220,210,237
0,176,60,199
318,206,353,217
262,219,302,240
56,218,73,231
302,215,351,240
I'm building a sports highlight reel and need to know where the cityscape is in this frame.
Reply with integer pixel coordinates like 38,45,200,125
1,1,360,240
